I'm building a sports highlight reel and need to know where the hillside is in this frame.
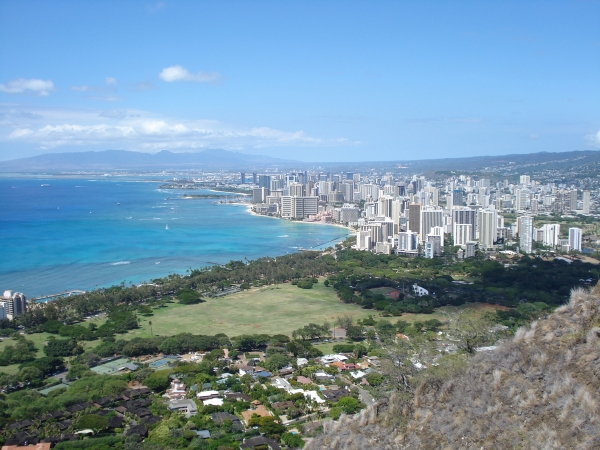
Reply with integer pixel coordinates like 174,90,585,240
0,149,296,172
307,284,600,449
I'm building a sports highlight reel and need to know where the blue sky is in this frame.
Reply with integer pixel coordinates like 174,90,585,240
0,1,599,162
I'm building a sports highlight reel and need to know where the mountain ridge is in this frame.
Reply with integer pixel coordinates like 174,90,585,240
0,149,297,172
0,148,599,173
307,284,600,449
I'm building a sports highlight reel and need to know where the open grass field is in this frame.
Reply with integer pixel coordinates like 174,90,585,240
123,279,376,339
0,332,54,375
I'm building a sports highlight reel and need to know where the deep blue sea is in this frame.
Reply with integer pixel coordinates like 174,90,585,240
0,176,349,297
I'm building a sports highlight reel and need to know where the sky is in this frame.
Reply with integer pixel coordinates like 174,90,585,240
0,1,599,162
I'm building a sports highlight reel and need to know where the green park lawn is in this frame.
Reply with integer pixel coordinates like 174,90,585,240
0,332,54,375
124,279,376,339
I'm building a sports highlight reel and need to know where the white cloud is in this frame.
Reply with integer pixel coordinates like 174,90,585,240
105,77,117,85
587,130,600,148
71,85,91,92
87,95,121,102
0,105,356,151
147,1,165,13
8,128,34,139
0,78,56,96
159,65,222,83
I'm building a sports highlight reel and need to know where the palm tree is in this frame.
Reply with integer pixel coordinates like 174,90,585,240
149,320,153,336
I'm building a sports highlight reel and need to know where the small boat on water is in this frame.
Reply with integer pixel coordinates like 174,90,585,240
165,224,169,230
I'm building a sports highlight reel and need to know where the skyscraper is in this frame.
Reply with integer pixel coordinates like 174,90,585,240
477,209,497,249
518,215,534,254
420,207,443,243
452,208,477,241
568,227,582,252
453,223,473,247
542,223,561,247
583,190,590,214
408,203,421,235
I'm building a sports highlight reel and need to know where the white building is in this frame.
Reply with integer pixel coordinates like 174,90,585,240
453,223,473,247
582,190,590,214
477,209,497,250
0,291,27,320
281,196,318,219
412,284,429,297
542,223,561,247
518,216,534,254
568,227,582,252
420,207,443,243
398,231,418,252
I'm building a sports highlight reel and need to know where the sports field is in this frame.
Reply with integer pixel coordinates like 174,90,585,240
124,280,375,338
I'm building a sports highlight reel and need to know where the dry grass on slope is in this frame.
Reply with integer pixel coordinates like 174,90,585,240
307,285,600,450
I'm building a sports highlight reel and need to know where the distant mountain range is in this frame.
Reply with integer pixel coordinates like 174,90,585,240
0,148,599,173
0,149,297,172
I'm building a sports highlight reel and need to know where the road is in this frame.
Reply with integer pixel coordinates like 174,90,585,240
336,374,375,407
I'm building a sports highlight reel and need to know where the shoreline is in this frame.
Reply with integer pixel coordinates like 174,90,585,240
240,202,355,239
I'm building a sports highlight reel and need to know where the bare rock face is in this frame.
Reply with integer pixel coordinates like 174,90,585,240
307,286,600,450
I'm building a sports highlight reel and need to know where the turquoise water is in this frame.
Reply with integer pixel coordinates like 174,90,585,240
0,176,349,297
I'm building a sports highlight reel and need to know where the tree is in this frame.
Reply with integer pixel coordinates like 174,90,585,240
67,364,94,381
336,397,360,414
263,354,291,372
18,366,44,387
281,432,305,448
443,309,500,353
144,369,172,391
149,320,153,336
365,372,384,387
176,288,203,305
76,414,109,432
43,338,83,357
346,325,364,341
335,314,353,330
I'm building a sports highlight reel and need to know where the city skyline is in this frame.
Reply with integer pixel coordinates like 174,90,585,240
1,1,599,162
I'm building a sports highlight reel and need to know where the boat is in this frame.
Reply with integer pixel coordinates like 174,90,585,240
165,224,169,230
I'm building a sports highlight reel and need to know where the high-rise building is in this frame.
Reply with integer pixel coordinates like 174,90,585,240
0,291,27,320
452,189,464,206
520,175,531,185
356,230,372,251
340,205,360,224
240,172,245,184
514,189,529,212
281,196,318,219
477,209,497,249
452,208,477,241
453,223,473,247
583,190,590,214
465,241,477,258
398,231,418,252
518,215,534,254
252,188,269,203
425,234,442,258
568,227,582,252
288,183,304,197
569,190,578,212
542,223,561,247
420,207,443,243
424,187,439,206
258,175,271,189
252,173,258,184
378,196,394,219
407,203,421,236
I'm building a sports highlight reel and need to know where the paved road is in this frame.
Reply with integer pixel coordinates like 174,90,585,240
356,386,375,407
336,374,375,407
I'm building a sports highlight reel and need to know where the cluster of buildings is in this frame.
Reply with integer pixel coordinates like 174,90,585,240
249,170,592,257
0,290,27,320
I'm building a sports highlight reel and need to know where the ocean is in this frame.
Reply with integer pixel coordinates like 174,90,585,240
0,176,350,298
